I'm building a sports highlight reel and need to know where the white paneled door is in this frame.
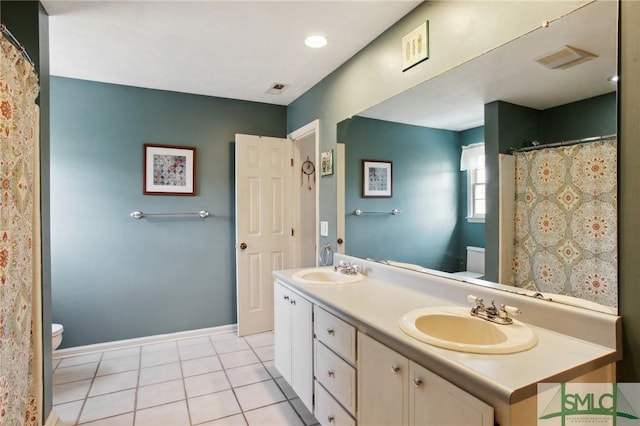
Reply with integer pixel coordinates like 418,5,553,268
235,134,294,336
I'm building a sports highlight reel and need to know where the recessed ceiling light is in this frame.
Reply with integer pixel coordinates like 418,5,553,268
305,35,327,49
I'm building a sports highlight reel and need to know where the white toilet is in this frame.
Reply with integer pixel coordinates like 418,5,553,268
453,246,485,279
52,323,64,350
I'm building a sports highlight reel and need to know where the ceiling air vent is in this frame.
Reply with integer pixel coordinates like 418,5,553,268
266,82,288,95
535,45,597,70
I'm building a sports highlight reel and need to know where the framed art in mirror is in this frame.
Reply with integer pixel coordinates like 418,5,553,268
143,143,196,195
321,149,334,176
362,160,392,198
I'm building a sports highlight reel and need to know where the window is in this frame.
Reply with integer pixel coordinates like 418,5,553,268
460,143,485,223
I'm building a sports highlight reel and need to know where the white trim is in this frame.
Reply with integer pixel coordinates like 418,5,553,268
45,409,60,426
288,120,320,267
52,324,238,359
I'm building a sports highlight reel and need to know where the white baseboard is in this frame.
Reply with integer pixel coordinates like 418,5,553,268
45,409,60,426
52,324,238,359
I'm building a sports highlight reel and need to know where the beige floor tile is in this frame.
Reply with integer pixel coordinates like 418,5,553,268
138,362,182,386
88,370,138,397
188,390,242,424
243,401,304,426
54,363,98,385
53,379,92,405
79,412,134,425
234,380,286,412
218,350,259,369
135,400,190,426
78,389,136,424
244,332,274,348
213,338,250,354
184,371,230,398
136,379,185,410
53,400,83,425
182,355,222,377
226,364,270,388
96,355,139,376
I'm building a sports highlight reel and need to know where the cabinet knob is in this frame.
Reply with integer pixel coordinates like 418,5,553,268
290,299,296,305
327,415,335,423
326,328,335,335
413,377,423,387
390,365,400,374
284,295,289,301
327,370,335,378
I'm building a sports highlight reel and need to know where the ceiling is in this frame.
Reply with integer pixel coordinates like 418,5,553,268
41,0,421,106
359,0,618,131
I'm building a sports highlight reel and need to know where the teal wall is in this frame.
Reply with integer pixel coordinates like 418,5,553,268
338,117,461,271
338,118,486,272
50,77,287,348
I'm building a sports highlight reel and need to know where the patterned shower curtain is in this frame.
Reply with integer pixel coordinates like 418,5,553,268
0,34,42,425
511,140,617,308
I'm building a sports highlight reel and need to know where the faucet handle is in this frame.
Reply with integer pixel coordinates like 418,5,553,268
467,295,483,306
501,304,521,316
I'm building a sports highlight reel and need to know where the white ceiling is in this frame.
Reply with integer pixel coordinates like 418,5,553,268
360,0,618,131
42,1,617,131
42,0,421,106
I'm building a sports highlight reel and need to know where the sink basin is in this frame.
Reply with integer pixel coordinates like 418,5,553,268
292,268,363,286
399,306,537,354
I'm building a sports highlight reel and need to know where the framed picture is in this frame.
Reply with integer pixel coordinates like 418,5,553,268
143,144,196,195
362,160,392,198
402,21,429,72
321,149,334,176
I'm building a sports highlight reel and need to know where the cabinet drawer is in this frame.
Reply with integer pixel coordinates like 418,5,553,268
315,307,356,363
315,341,356,415
315,381,356,426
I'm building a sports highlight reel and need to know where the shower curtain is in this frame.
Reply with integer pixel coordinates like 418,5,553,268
511,140,617,308
0,34,42,425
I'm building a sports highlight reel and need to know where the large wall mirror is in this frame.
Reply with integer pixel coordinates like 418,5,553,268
338,0,618,314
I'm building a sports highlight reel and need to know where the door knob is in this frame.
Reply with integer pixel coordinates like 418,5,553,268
337,238,344,244
240,242,247,250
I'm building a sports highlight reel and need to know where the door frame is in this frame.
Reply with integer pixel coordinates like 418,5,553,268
288,120,320,267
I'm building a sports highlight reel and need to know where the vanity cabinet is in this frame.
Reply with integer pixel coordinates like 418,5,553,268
274,281,313,411
314,307,357,425
358,333,494,426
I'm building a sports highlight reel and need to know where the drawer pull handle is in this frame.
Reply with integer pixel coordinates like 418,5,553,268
413,377,423,387
327,370,335,378
327,415,335,423
390,365,400,374
284,295,289,301
327,328,335,335
290,300,296,305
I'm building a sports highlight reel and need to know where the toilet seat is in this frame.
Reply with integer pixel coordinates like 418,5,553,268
52,323,63,336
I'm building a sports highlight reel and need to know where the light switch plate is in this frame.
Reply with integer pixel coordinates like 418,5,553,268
320,221,329,237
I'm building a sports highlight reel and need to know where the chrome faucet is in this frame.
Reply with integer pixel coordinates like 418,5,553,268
467,295,521,325
334,260,360,275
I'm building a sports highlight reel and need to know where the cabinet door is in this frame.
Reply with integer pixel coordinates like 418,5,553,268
273,283,292,383
290,291,313,411
358,332,409,426
409,362,494,426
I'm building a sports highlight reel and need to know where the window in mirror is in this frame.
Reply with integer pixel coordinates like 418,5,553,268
469,166,486,222
460,143,485,223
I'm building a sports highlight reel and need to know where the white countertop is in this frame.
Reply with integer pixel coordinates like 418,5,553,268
273,258,620,405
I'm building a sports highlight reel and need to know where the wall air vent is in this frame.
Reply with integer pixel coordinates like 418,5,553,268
266,82,288,95
535,45,597,69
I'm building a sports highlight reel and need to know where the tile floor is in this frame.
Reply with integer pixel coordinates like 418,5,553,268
52,331,319,426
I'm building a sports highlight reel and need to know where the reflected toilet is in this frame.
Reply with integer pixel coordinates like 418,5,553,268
452,246,484,279
52,323,64,350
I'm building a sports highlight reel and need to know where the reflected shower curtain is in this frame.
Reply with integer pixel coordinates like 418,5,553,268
511,140,617,308
0,35,42,424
